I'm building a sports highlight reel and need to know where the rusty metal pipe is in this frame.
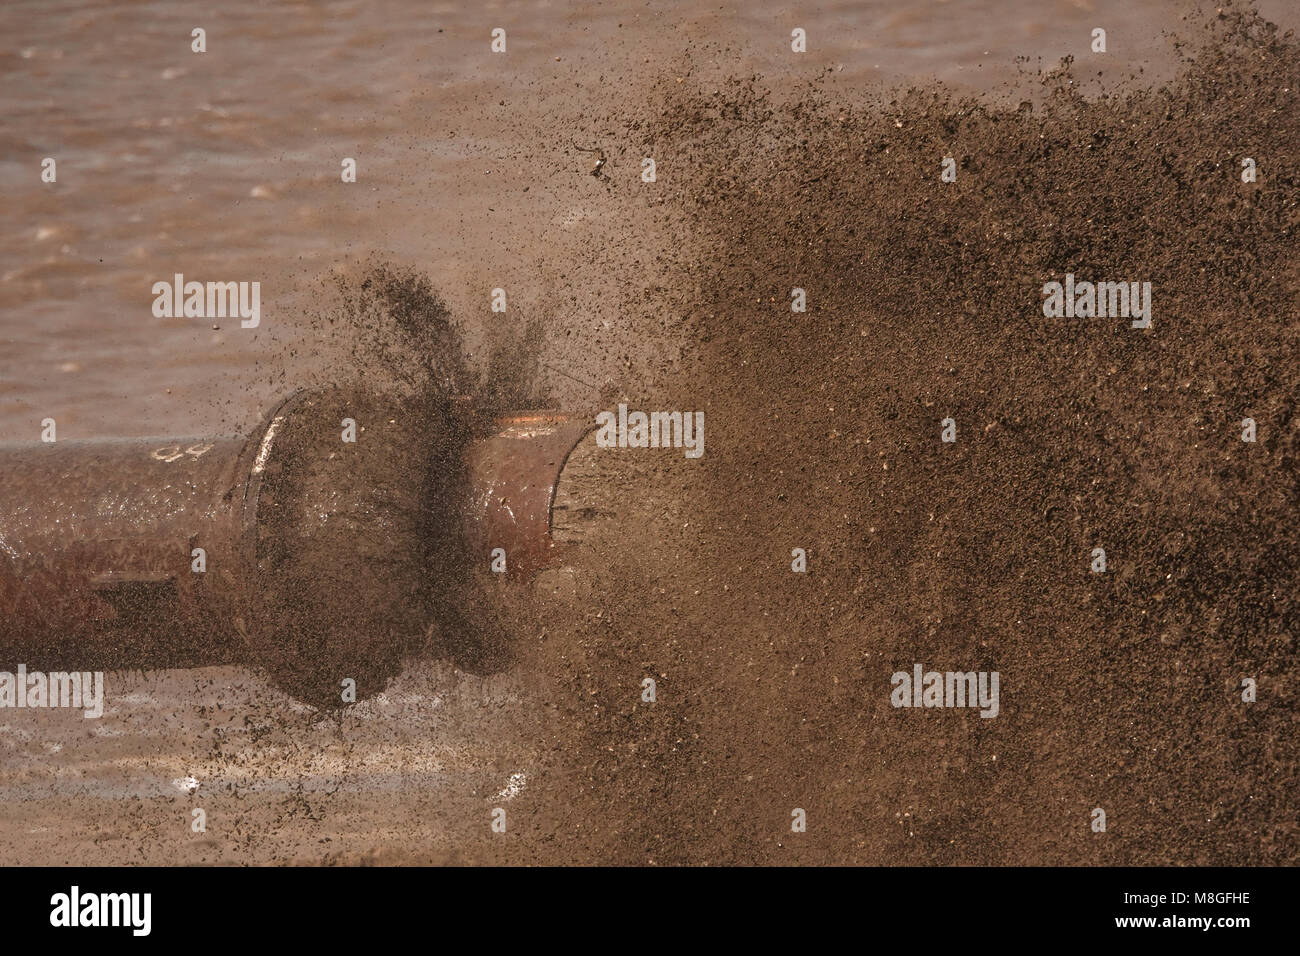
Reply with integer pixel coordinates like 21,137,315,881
0,391,589,696
460,411,593,575
0,433,261,670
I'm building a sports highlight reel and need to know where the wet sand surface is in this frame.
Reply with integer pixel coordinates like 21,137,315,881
0,664,532,864
2,0,1299,865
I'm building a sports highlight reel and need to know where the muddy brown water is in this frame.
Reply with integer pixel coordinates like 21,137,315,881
2,0,1298,864
10,0,1284,442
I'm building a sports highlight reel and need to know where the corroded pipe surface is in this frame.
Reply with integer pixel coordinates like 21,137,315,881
462,412,594,575
0,393,590,688
0,434,258,669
